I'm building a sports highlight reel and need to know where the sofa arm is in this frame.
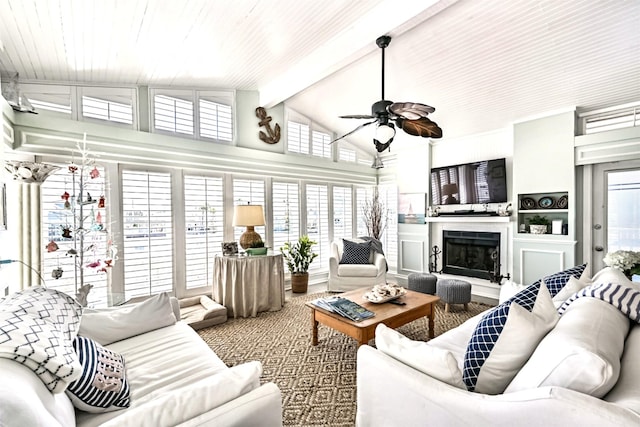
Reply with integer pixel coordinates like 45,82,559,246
372,251,387,272
356,345,640,427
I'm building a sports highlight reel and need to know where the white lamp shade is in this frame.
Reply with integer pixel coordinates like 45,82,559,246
233,204,265,227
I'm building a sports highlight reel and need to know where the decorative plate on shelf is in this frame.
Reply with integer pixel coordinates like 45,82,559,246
556,195,568,209
520,197,536,210
537,196,555,209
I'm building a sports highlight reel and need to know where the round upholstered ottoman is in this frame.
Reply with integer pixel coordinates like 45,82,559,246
436,279,472,313
407,272,437,295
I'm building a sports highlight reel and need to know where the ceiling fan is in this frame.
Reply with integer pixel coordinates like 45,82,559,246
330,35,442,154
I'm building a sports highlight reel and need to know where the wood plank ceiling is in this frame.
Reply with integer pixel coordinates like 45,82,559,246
0,0,639,152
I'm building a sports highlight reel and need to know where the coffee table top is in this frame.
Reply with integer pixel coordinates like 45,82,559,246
306,287,439,328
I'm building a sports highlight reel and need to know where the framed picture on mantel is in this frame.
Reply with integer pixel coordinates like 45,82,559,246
398,193,426,224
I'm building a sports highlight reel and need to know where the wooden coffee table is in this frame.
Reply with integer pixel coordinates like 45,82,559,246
305,287,440,347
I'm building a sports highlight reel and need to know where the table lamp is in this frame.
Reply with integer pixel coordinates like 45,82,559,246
233,204,265,249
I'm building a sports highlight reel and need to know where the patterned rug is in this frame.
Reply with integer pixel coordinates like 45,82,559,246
197,292,491,426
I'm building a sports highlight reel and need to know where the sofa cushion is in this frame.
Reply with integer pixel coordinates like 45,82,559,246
462,283,558,394
66,336,130,412
336,263,380,277
505,297,630,398
375,324,466,389
79,292,177,345
541,263,588,297
340,239,371,264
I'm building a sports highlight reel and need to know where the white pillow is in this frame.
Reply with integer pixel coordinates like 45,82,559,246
375,324,466,389
552,276,592,308
79,293,177,345
505,297,630,397
604,325,640,413
463,283,558,394
592,266,636,289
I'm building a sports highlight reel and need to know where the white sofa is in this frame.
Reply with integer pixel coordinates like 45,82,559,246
328,238,387,292
0,289,283,427
357,267,640,426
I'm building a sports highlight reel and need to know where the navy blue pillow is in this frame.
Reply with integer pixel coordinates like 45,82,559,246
340,239,372,264
66,336,130,413
462,263,587,392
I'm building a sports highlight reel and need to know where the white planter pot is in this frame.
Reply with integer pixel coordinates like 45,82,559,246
530,224,548,234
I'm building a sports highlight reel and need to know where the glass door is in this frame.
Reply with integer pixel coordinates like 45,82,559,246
591,160,640,275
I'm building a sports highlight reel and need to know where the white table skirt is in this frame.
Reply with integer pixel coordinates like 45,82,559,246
213,253,285,318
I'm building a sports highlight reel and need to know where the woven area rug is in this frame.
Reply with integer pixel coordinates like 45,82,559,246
197,292,491,426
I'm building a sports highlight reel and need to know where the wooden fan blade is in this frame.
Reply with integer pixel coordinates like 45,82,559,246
339,114,375,119
388,102,435,120
329,119,378,144
396,117,443,138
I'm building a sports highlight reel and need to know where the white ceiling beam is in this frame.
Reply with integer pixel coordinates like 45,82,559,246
258,0,458,108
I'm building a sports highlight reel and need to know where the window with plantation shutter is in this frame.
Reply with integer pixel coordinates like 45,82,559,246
199,98,233,142
306,184,329,270
122,170,173,299
339,148,357,163
41,165,108,306
154,94,194,135
311,131,331,158
184,175,224,289
20,83,72,116
287,121,310,154
82,96,133,125
232,178,266,243
332,186,352,239
272,181,300,251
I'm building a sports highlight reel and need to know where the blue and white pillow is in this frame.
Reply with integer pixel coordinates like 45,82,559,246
340,239,372,264
462,264,586,394
66,336,130,413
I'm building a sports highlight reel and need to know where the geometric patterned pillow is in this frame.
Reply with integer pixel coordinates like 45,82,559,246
462,263,587,394
0,286,83,342
462,283,559,394
340,239,372,264
541,263,587,297
66,336,130,413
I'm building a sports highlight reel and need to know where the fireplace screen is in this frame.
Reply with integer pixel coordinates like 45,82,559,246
442,230,500,280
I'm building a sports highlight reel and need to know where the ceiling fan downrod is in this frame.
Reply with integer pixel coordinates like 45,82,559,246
376,35,391,101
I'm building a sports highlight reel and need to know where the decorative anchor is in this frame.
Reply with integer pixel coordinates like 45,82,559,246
255,106,281,144
429,245,442,273
488,249,511,284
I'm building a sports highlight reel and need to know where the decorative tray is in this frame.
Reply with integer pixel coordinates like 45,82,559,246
363,283,407,304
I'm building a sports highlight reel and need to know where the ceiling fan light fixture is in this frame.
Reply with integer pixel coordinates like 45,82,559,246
374,121,395,152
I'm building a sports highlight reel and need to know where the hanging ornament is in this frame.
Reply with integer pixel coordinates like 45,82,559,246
90,166,100,179
96,211,103,225
51,267,63,279
46,240,59,252
68,164,78,174
61,191,70,201
64,200,71,209
61,226,72,238
87,260,101,268
98,195,105,208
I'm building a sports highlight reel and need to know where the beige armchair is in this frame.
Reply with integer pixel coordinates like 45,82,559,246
328,239,387,292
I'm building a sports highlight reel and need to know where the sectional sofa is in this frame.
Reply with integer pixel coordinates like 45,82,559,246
0,289,283,426
357,267,640,426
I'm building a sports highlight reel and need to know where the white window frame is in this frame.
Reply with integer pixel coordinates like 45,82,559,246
285,108,335,159
150,88,235,143
78,86,138,129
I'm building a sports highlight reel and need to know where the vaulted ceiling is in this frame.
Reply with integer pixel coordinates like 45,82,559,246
1,0,639,155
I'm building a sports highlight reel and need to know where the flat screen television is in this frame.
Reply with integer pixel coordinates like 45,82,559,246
430,158,507,205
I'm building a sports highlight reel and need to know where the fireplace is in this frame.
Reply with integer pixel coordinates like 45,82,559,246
442,230,500,280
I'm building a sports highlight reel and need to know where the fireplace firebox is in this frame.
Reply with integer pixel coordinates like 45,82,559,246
442,230,500,280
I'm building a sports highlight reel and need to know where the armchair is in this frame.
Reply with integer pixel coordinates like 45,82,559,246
328,238,387,292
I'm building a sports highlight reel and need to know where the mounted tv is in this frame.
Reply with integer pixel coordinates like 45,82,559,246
430,158,507,206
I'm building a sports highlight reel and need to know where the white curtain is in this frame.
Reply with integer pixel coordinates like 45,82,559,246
12,182,43,289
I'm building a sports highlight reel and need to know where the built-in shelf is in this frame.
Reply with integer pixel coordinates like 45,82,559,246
517,191,569,235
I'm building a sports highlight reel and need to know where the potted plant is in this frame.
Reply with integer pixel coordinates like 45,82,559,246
528,215,550,234
280,235,318,293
